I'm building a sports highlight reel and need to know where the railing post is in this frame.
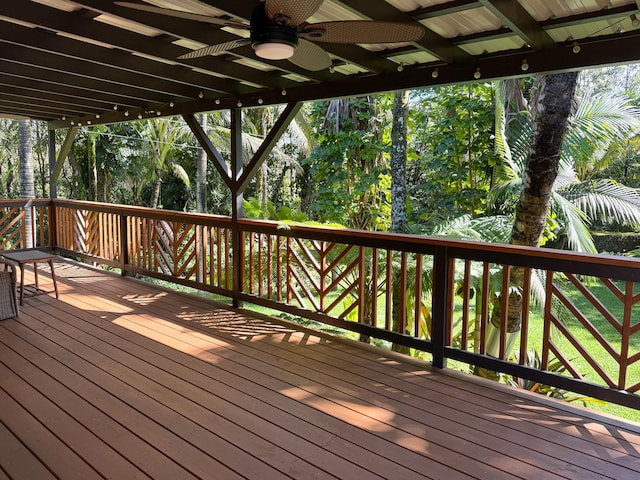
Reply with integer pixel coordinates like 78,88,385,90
431,246,449,369
119,211,129,277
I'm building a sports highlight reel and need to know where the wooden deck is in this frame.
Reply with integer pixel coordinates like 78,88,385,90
1,260,640,480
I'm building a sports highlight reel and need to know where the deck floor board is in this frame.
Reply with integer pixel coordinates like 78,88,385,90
2,260,640,480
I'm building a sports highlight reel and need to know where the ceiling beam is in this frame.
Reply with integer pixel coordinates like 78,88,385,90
0,73,145,110
0,59,172,107
0,40,202,102
338,0,473,63
0,20,231,100
0,4,244,95
478,0,556,49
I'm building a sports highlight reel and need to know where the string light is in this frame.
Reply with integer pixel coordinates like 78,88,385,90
473,67,481,79
124,111,130,117
237,100,242,107
281,88,287,96
632,14,640,26
397,62,404,72
431,68,439,79
138,113,143,119
215,98,221,105
70,121,75,125
258,97,264,104
198,91,204,99
521,59,529,71
329,65,335,73
156,111,161,116
61,116,66,121
87,120,91,125
572,41,581,53
95,114,100,119
169,101,175,108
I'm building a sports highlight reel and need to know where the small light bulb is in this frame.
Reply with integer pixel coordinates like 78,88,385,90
632,14,640,27
431,68,439,79
237,100,242,107
215,98,221,105
329,65,335,73
258,97,264,104
198,91,204,99
61,116,66,120
77,122,82,126
397,62,404,72
473,67,481,79
70,121,75,125
521,59,529,71
169,102,175,108
95,114,100,119
113,105,118,110
138,113,143,119
124,111,130,117
156,111,161,116
87,120,91,125
572,41,581,54
281,88,287,96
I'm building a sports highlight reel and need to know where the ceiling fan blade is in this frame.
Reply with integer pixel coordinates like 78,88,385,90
288,38,332,71
178,39,250,59
301,21,424,44
114,2,248,29
265,0,323,26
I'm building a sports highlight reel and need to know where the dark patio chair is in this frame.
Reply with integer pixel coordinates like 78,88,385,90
0,257,19,320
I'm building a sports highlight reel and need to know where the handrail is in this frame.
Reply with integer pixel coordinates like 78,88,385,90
3,198,640,409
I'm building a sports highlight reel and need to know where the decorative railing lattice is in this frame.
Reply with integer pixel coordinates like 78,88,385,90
0,200,49,250
3,199,640,408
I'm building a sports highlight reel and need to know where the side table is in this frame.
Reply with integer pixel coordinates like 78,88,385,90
0,250,59,305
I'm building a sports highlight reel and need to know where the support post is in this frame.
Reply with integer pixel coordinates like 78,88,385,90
431,246,449,369
230,107,244,308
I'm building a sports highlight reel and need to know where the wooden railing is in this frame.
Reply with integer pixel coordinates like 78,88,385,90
0,199,51,250
3,198,640,409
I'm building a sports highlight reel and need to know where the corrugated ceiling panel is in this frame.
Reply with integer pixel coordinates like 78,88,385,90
521,0,635,21
309,1,366,22
421,7,503,38
458,35,527,55
31,0,79,12
385,0,452,11
93,13,163,37
387,50,440,65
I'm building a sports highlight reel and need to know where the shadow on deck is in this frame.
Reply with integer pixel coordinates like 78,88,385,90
1,260,639,480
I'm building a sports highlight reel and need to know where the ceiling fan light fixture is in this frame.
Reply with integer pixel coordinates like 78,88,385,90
254,41,295,60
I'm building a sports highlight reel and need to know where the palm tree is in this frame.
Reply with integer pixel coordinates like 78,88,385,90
18,119,34,248
135,118,191,209
490,79,640,253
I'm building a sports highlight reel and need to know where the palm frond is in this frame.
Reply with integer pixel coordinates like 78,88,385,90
551,192,596,252
560,179,640,227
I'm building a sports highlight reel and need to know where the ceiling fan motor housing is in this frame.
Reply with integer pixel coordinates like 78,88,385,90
250,3,298,55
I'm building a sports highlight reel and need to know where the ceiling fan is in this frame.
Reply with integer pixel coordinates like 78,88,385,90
114,0,425,71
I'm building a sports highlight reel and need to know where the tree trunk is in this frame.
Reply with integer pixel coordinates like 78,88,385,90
196,113,208,213
481,72,579,374
390,91,411,354
150,171,162,209
19,119,35,248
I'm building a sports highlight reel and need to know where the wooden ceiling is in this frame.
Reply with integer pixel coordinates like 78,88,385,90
2,0,640,129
